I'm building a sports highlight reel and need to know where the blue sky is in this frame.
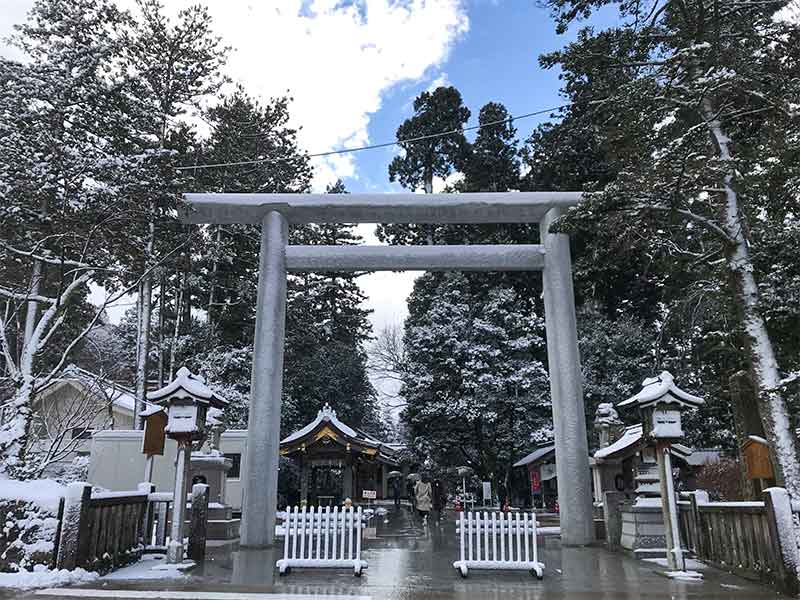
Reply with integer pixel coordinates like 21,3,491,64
341,0,616,195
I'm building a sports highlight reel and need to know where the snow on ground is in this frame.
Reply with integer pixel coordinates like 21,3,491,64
0,565,97,590
0,477,65,512
101,554,190,581
644,557,708,570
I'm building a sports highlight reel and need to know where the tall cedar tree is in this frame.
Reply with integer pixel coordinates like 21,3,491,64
401,273,551,498
379,86,470,245
123,0,228,426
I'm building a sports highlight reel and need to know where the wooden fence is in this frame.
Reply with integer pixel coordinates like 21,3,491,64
55,482,207,574
677,488,800,595
56,483,148,573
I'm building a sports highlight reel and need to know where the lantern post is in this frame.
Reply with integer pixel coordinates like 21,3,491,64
147,367,228,564
619,371,703,574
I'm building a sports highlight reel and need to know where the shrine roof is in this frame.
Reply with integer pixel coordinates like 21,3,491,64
618,370,703,409
594,424,643,459
593,422,699,462
513,444,555,468
280,403,397,461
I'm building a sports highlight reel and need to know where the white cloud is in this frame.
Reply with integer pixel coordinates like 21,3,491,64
1,0,469,190
426,71,450,92
178,0,469,189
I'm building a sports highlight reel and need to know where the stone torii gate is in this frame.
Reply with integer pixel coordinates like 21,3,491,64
181,191,594,547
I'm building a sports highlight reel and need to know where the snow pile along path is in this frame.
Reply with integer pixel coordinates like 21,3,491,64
0,565,97,590
101,554,190,581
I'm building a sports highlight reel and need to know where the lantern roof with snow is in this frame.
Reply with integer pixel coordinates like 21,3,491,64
147,366,228,409
618,370,703,410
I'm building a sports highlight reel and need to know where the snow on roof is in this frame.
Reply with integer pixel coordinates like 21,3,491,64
147,367,228,408
685,449,721,466
618,371,704,409
593,423,701,461
41,365,156,415
281,403,364,445
594,424,643,459
513,444,555,468
747,435,768,446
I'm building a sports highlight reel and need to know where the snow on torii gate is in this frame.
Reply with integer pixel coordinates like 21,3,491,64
181,191,595,547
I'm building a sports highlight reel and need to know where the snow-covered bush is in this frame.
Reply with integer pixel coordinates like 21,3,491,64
0,480,65,573
53,456,90,485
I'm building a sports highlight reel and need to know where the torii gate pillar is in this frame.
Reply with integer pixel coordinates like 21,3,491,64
540,208,594,546
240,210,288,547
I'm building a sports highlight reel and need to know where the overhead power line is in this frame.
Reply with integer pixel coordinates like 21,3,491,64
175,102,572,172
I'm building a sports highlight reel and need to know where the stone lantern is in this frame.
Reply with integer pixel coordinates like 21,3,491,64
619,371,703,575
147,367,227,564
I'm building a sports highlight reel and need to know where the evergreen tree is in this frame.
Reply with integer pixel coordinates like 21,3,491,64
379,86,471,245
123,0,228,424
283,180,378,434
540,0,800,490
197,87,312,345
401,273,551,497
460,102,520,193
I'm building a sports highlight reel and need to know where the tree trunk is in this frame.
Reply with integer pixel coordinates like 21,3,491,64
23,259,43,349
134,221,156,429
0,378,34,476
702,97,800,497
181,233,192,335
157,275,166,387
207,225,221,337
169,272,184,380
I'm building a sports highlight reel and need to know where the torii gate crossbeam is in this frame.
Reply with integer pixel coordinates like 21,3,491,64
180,192,595,547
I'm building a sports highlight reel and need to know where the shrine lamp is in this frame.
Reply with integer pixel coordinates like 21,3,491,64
147,366,228,442
618,370,704,442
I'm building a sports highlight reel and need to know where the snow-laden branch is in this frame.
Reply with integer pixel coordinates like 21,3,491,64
0,240,95,269
633,204,736,244
0,286,57,304
37,233,197,392
0,316,18,378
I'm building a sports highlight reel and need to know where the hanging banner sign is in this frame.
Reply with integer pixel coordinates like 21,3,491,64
529,465,541,492
482,481,492,502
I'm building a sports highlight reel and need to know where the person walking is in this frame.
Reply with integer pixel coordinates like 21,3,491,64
414,475,433,525
432,479,447,525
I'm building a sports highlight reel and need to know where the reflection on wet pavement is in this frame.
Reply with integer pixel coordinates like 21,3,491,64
24,506,783,600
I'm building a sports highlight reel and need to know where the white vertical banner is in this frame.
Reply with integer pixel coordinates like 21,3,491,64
482,481,492,504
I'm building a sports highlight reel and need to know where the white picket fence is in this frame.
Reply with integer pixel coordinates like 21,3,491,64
453,511,544,578
276,506,367,576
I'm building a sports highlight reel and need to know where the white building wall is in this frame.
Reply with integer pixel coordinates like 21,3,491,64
89,429,248,510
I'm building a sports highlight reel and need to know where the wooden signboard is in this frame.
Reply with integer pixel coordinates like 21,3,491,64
742,436,774,480
142,409,168,456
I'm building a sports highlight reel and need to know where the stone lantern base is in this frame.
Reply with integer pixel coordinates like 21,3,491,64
189,451,239,541
620,502,667,559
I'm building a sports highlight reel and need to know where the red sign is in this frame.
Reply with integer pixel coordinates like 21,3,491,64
529,465,541,493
